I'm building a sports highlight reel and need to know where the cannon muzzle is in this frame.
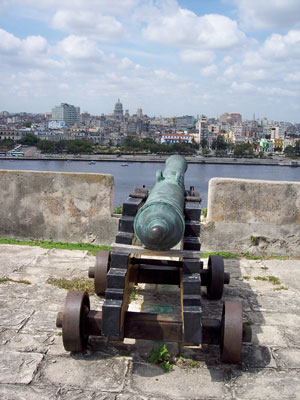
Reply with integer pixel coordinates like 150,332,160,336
134,154,187,250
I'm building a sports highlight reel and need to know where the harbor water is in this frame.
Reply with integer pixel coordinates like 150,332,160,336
0,159,299,208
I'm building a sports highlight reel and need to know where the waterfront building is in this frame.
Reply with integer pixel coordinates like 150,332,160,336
51,103,80,127
161,133,193,144
0,129,27,141
274,138,284,150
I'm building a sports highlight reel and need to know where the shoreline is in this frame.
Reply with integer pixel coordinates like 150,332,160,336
0,154,298,167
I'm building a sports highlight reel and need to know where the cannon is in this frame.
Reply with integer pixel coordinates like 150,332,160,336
134,154,187,250
56,155,251,363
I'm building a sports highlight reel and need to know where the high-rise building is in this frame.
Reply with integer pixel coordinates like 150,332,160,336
197,115,209,146
136,108,143,118
114,99,123,119
51,103,80,126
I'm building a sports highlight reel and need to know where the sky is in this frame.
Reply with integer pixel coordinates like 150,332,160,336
0,0,300,122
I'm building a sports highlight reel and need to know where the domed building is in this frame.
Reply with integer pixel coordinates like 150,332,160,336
114,99,123,119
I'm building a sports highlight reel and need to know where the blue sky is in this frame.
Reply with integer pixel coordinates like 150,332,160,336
0,0,300,122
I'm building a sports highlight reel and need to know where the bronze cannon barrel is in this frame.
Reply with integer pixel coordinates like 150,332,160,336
133,154,187,250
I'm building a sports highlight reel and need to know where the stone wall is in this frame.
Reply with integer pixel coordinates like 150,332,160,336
201,178,300,257
0,170,119,245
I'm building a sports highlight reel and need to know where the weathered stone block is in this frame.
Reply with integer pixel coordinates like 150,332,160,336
0,170,119,245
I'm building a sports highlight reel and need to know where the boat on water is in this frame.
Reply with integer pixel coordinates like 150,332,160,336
89,161,96,165
121,163,129,166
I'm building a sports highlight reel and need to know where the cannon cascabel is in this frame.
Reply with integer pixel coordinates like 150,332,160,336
133,154,187,250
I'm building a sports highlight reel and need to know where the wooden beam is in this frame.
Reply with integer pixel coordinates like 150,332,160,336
110,243,201,259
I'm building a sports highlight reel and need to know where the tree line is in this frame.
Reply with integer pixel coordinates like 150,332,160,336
0,133,299,158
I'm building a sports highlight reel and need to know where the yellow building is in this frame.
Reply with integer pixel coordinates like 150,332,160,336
273,138,283,150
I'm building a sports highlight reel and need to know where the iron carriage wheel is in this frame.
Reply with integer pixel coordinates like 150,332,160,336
207,255,225,299
90,250,110,296
62,290,90,352
220,301,243,363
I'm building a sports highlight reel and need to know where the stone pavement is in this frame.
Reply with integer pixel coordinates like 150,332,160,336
0,244,300,400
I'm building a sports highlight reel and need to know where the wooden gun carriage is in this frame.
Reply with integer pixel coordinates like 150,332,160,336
56,155,251,363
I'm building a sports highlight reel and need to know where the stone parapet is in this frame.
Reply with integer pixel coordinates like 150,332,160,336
202,178,300,256
0,170,119,245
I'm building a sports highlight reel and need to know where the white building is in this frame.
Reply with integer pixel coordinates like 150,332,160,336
48,120,66,130
51,103,80,127
161,133,193,144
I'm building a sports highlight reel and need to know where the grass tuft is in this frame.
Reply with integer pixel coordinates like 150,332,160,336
254,276,268,281
274,286,288,291
0,238,110,256
254,275,282,285
202,251,239,259
268,275,281,285
0,277,31,285
47,277,95,294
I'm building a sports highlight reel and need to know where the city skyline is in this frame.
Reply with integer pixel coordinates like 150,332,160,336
0,1,300,122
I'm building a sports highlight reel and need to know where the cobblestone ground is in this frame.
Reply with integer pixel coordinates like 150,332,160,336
0,245,300,400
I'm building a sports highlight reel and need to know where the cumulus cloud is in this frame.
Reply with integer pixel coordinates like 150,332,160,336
57,35,103,60
142,9,246,51
262,30,300,59
0,28,21,53
52,10,125,41
0,28,60,69
231,0,300,30
201,64,218,77
231,81,255,91
6,0,139,15
180,49,215,65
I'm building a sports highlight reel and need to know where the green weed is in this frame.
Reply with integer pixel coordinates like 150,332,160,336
0,277,31,285
254,275,281,285
113,205,123,214
274,286,288,291
130,287,137,301
268,275,281,285
47,277,95,294
201,251,239,259
243,276,250,280
254,276,268,281
188,360,199,368
147,344,173,372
